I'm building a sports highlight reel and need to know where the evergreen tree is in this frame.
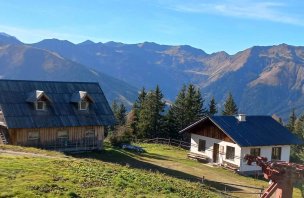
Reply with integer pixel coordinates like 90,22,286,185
111,101,126,126
116,103,127,126
222,92,238,115
137,86,165,138
291,114,304,163
208,96,218,116
165,84,206,140
286,108,297,132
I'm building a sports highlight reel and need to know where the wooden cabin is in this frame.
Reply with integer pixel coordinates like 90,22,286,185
0,79,115,151
180,115,302,174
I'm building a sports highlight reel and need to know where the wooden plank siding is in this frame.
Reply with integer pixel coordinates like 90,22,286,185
191,120,235,143
8,126,104,151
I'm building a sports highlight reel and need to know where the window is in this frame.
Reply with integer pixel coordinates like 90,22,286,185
28,131,39,140
226,146,235,160
198,139,206,152
79,101,88,110
36,101,46,110
250,148,261,156
271,147,281,160
85,129,95,138
57,131,68,139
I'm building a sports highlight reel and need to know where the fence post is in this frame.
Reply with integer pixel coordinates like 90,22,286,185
168,138,171,145
156,137,158,144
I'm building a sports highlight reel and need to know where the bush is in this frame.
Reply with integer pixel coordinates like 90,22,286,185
108,126,132,147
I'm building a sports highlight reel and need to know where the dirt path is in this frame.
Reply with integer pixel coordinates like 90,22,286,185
0,149,68,159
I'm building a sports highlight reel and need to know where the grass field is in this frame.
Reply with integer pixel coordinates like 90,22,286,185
0,143,302,197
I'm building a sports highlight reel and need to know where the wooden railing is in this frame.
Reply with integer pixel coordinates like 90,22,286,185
20,137,100,152
134,138,192,150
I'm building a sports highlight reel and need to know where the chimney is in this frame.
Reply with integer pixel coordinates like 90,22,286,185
236,114,246,122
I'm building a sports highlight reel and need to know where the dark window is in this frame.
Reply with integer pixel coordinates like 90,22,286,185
79,101,88,110
271,147,281,160
57,131,68,139
28,131,39,140
226,146,235,160
250,148,261,156
198,139,206,152
85,129,95,138
36,101,45,110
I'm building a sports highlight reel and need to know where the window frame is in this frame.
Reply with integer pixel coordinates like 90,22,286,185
226,146,235,161
28,131,39,141
57,130,69,139
271,147,282,161
79,100,88,110
85,129,95,138
198,139,206,152
250,148,261,157
36,101,46,111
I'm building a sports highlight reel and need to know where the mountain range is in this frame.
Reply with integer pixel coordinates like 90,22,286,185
1,32,304,120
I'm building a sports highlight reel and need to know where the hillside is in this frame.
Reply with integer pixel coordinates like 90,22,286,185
1,32,304,118
32,38,304,119
0,145,220,198
0,38,138,106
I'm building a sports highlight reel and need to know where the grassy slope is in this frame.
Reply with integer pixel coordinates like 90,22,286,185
0,143,302,198
0,145,219,198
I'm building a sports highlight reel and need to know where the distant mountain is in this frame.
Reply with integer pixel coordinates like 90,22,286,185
1,33,303,120
32,38,304,119
0,38,138,106
0,32,22,45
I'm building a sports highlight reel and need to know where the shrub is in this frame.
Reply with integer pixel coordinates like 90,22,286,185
108,125,132,146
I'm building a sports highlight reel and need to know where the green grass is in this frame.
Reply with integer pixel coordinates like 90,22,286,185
0,143,302,198
0,145,219,198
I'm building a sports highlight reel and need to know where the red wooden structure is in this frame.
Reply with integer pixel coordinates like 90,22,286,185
244,155,304,198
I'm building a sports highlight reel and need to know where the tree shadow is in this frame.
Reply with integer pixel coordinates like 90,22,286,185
67,148,244,194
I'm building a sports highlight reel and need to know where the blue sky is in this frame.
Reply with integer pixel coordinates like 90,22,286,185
0,0,304,54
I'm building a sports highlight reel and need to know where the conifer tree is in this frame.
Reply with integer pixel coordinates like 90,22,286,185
111,101,126,126
208,96,218,116
222,92,238,115
286,108,297,132
166,84,206,140
137,86,165,138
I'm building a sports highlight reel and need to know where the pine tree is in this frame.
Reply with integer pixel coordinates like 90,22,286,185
137,86,165,138
116,103,127,126
111,101,126,126
286,108,297,132
208,96,218,116
222,92,238,115
291,114,304,163
165,84,206,140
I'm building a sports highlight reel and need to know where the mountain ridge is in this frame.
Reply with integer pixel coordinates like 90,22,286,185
1,32,304,120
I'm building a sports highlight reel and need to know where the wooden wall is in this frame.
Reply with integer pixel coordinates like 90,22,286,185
190,120,235,143
8,125,104,148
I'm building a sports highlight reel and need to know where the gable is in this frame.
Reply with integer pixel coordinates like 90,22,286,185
187,118,235,143
0,80,115,129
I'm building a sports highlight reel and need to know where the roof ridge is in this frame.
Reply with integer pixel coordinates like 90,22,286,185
0,79,100,84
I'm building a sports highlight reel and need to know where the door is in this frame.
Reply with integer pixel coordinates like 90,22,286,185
213,143,219,163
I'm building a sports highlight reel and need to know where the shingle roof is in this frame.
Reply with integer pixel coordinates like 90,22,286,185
0,79,115,129
180,115,302,147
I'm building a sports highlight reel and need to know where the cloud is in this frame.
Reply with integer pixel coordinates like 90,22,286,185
169,0,304,26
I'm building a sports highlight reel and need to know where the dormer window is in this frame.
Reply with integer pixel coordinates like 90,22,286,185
79,100,88,110
27,90,52,111
36,101,46,110
71,91,94,111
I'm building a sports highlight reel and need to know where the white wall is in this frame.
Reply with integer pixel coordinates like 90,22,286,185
191,134,241,168
191,133,291,173
240,145,291,172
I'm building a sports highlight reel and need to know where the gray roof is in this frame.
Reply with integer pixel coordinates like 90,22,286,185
0,79,115,129
180,115,303,147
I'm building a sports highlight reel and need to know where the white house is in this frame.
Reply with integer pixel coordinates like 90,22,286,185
180,114,302,174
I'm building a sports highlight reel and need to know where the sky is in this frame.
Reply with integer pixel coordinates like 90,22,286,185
0,0,304,54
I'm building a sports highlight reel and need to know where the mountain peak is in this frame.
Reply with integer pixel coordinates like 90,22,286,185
78,40,96,46
0,32,22,45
